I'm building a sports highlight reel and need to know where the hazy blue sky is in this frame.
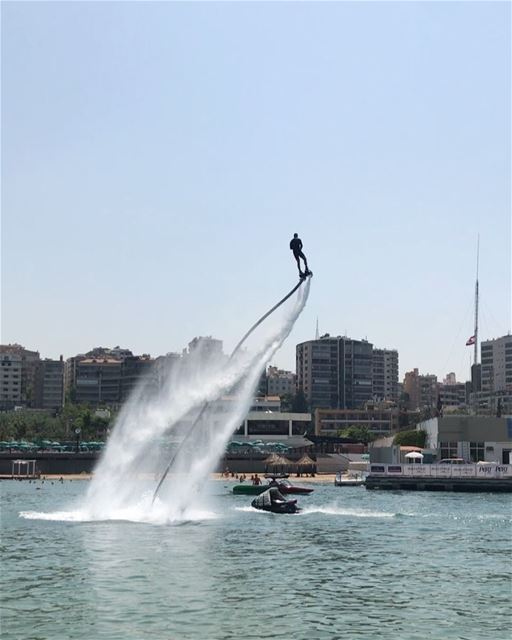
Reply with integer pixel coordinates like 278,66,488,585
2,1,510,383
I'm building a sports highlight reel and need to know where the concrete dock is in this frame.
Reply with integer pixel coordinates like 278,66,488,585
366,463,512,492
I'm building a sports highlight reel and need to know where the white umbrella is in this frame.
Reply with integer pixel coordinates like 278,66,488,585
405,451,424,463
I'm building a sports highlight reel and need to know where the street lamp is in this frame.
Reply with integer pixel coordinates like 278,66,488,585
75,427,81,453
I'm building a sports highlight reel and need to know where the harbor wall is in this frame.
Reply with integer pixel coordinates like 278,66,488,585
366,463,512,492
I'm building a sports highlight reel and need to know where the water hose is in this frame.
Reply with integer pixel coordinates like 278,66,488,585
152,275,310,503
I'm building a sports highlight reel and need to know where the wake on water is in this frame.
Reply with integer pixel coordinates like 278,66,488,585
233,505,397,518
21,279,311,525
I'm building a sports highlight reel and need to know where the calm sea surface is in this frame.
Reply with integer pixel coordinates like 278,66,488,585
1,480,511,640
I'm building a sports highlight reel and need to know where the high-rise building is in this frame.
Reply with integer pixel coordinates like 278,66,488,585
403,368,438,410
34,357,65,411
372,349,399,402
296,335,373,410
481,335,512,394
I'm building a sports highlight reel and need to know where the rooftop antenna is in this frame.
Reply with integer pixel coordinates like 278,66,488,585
474,234,479,367
315,317,319,340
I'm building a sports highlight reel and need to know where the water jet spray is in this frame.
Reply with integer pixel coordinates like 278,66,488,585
152,275,312,503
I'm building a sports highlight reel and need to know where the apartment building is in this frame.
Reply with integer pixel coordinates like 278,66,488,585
65,346,159,406
0,353,23,409
121,355,155,400
188,336,224,359
481,334,512,394
266,366,296,397
403,368,438,410
372,349,399,402
0,344,40,407
437,382,468,408
34,358,65,411
74,357,123,405
296,335,373,410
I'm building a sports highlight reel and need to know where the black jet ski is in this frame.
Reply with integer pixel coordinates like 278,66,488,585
251,486,301,514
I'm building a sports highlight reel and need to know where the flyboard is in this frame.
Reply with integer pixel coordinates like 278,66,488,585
152,271,312,503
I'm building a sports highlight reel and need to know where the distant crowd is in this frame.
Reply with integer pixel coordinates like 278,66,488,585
222,469,262,485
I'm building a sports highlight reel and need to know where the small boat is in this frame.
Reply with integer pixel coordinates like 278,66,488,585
271,477,314,495
232,484,267,495
232,474,314,495
251,487,301,514
334,471,366,487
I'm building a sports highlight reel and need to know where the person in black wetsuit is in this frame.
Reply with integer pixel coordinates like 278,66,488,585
290,233,309,276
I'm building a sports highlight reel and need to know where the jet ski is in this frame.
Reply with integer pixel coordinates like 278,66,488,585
250,486,301,514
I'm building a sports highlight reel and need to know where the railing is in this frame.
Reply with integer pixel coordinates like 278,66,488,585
369,464,512,479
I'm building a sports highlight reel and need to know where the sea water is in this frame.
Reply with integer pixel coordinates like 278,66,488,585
2,480,511,640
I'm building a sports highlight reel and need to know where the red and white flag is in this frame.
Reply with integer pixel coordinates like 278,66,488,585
466,335,476,346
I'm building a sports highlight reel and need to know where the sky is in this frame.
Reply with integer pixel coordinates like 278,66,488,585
1,0,510,383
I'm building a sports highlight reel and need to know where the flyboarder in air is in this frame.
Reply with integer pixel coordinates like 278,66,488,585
290,233,311,278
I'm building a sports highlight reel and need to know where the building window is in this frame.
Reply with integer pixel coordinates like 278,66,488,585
470,442,485,463
439,442,458,459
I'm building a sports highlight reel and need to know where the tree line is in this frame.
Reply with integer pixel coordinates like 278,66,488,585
0,405,112,442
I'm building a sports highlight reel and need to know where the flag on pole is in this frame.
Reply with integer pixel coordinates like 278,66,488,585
466,335,476,346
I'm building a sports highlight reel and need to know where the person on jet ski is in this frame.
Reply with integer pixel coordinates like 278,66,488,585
269,486,286,503
289,233,310,277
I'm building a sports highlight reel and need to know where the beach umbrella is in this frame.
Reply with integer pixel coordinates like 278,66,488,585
405,451,424,464
264,453,292,472
296,454,316,474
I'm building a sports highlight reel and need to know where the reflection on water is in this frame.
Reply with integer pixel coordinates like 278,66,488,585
2,481,511,639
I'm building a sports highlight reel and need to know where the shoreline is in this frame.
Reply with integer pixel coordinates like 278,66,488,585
2,472,338,484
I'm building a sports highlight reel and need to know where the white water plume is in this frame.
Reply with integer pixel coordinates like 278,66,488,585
81,278,311,523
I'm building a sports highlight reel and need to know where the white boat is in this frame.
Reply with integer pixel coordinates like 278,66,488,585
334,471,366,487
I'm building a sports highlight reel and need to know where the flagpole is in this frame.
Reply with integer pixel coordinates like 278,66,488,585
474,235,479,367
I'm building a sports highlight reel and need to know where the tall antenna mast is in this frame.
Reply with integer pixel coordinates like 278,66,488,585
474,235,479,366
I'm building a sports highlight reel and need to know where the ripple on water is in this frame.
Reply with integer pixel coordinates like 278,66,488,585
2,482,511,640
